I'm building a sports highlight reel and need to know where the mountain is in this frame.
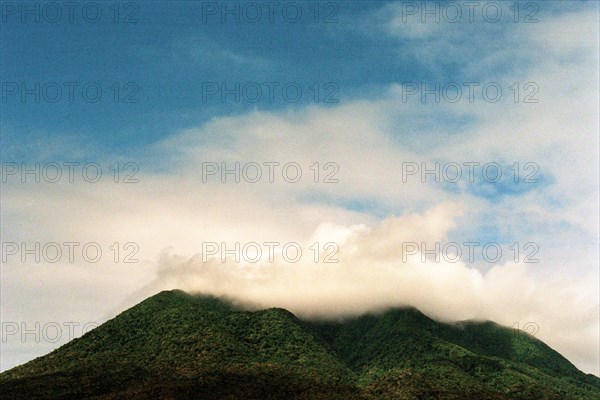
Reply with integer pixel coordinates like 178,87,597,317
1,290,599,399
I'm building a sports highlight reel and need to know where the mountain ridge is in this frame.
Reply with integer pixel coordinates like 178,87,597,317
1,289,599,399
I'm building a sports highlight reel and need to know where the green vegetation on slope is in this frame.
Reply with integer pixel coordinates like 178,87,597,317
1,290,598,400
308,308,600,399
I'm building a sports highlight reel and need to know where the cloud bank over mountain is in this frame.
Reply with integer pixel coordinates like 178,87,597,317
1,2,598,375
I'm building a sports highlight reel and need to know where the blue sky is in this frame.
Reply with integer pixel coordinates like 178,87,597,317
2,1,417,149
4,0,589,151
1,0,599,375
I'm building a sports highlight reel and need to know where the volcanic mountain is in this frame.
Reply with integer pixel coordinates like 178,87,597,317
1,290,599,399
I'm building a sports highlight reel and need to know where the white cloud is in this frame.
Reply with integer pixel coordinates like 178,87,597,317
1,2,598,377
129,203,599,375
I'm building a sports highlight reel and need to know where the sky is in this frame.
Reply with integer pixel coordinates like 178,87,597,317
1,0,599,375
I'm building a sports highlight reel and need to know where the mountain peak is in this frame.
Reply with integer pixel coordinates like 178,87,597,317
2,290,599,399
